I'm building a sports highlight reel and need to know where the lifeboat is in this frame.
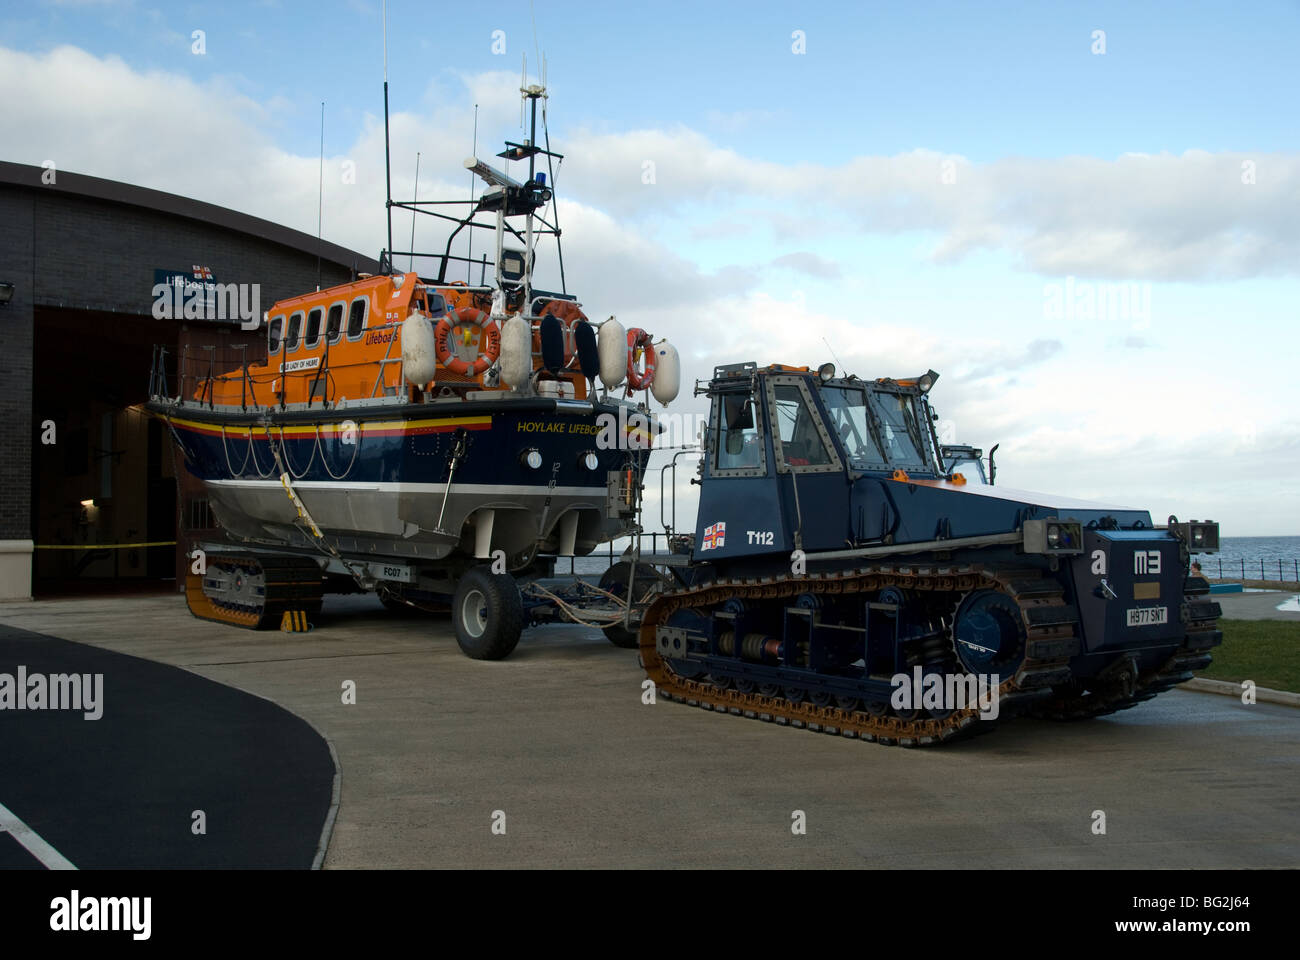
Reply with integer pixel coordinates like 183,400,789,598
147,80,679,659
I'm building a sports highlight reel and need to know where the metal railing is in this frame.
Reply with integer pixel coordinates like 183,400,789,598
151,341,262,409
1204,557,1300,583
659,447,702,536
150,334,411,412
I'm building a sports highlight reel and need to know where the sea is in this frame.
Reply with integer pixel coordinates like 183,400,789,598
565,536,1300,583
567,552,655,578
1193,536,1300,582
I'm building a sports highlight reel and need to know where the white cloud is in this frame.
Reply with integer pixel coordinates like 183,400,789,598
561,130,1300,281
770,251,841,279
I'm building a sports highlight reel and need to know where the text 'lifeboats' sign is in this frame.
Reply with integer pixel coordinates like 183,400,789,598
280,357,321,373
151,267,261,328
153,267,219,310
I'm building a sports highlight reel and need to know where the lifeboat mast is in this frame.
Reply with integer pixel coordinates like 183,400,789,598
380,68,566,374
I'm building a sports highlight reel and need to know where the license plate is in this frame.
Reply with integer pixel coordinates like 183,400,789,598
367,561,414,583
1126,606,1168,627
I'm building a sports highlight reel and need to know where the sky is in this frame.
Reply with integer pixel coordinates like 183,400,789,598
1,0,1297,536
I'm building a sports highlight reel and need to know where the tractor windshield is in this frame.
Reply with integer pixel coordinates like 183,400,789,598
869,390,933,471
819,386,885,467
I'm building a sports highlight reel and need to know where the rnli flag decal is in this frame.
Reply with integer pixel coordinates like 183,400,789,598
702,522,726,551
192,265,214,280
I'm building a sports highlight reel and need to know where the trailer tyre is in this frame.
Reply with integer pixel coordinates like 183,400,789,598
452,568,523,660
598,560,664,649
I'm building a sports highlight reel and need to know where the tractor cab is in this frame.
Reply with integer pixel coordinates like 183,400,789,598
694,363,953,562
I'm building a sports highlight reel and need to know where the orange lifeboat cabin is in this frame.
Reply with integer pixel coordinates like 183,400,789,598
197,272,593,410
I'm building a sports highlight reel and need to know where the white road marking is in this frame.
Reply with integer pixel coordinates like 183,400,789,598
0,800,77,870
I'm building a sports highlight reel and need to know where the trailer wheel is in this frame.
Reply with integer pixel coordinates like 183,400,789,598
598,560,664,649
452,568,523,660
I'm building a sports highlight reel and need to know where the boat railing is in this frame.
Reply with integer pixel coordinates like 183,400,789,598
154,327,405,412
659,446,702,536
368,321,404,400
148,344,171,399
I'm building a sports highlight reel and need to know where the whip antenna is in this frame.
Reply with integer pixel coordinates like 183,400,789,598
822,336,843,370
467,103,477,282
316,101,324,291
409,151,420,272
381,0,393,269
531,0,542,86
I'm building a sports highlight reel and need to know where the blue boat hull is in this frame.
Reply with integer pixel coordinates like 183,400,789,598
151,397,649,566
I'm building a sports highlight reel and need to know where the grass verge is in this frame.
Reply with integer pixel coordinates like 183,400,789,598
1196,619,1300,693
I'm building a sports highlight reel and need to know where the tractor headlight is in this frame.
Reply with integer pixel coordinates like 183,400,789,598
1023,518,1084,555
1190,520,1219,552
1169,519,1220,553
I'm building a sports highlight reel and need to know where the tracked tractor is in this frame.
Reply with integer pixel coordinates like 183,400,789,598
636,362,1222,747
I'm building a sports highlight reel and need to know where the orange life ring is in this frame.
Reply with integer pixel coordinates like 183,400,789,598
435,306,501,377
626,327,656,390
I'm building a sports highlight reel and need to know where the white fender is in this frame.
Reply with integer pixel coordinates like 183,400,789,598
499,314,532,388
650,341,680,404
598,316,626,389
401,312,438,385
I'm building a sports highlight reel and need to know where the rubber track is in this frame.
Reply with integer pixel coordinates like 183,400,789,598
186,554,324,630
638,563,1078,748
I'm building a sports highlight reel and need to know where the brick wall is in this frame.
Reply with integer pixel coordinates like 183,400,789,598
30,191,360,314
0,189,35,539
0,178,375,554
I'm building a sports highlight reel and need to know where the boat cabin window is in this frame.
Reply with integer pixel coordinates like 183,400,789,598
304,307,322,349
268,315,284,353
411,292,446,318
771,383,832,467
326,303,344,344
285,311,303,352
347,297,368,340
